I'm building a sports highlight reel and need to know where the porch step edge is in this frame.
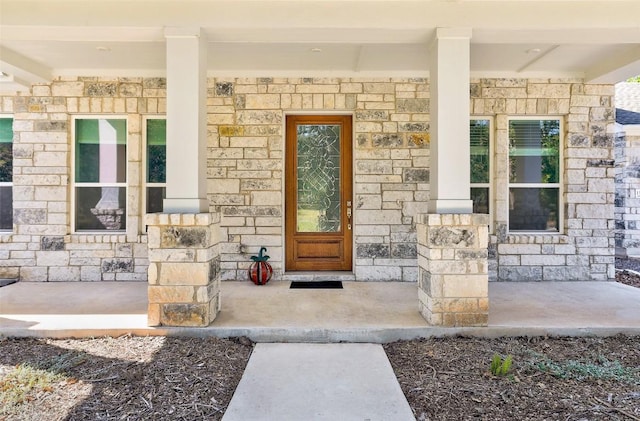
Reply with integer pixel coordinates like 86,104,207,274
282,272,356,282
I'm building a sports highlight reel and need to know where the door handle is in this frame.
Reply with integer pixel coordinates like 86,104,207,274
346,201,352,230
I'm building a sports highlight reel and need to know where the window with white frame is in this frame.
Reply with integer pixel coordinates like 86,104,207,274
470,119,491,215
0,117,13,230
74,118,127,231
145,118,166,213
508,118,561,232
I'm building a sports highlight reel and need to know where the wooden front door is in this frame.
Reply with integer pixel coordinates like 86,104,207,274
285,115,353,271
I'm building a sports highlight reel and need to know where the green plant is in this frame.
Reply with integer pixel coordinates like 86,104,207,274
490,353,513,376
530,354,640,383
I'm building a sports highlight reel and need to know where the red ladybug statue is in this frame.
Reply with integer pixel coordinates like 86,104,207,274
249,247,273,285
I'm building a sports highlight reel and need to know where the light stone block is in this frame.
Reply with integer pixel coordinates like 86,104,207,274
51,81,84,96
48,266,81,282
245,94,280,109
158,262,210,285
148,285,195,303
148,248,196,263
36,250,70,266
148,303,161,326
354,210,402,225
355,265,402,281
251,191,282,206
239,235,282,246
355,195,382,209
442,275,489,298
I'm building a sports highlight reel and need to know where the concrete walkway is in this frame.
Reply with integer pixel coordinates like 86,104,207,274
222,343,415,421
1,280,640,339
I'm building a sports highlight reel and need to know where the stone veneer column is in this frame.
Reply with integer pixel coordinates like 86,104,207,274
146,213,221,327
417,214,489,326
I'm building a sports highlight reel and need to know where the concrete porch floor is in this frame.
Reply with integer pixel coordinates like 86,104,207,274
1,280,639,341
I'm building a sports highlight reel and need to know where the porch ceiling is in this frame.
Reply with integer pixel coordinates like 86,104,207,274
1,0,640,93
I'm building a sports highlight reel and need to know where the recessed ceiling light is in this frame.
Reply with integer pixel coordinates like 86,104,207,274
310,48,322,53
96,46,112,52
526,48,542,54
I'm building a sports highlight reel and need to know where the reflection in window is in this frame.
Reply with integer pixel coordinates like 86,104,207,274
508,119,560,232
74,118,127,231
0,117,13,230
146,119,166,213
470,119,490,214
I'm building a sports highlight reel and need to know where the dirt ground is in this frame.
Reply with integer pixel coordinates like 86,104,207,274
0,336,252,421
385,336,640,421
0,271,638,420
617,271,640,289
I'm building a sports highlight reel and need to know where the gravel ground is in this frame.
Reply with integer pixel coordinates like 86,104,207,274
615,257,640,272
616,257,640,288
2,335,638,421
0,336,252,421
385,336,640,421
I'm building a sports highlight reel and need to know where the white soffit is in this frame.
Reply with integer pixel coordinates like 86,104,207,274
1,0,640,90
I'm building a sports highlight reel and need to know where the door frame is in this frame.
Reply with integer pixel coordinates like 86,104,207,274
283,112,354,272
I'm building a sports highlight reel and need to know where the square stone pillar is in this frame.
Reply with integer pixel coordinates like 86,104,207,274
417,213,489,326
146,212,221,327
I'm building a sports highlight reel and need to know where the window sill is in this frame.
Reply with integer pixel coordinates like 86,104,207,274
69,233,147,244
505,234,570,244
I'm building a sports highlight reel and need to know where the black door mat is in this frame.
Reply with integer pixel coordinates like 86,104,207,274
290,281,343,289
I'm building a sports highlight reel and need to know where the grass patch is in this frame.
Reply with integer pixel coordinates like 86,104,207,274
0,351,86,415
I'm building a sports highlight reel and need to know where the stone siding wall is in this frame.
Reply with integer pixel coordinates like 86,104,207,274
0,77,166,281
0,76,615,282
471,79,615,281
475,80,615,281
210,78,429,282
615,127,640,257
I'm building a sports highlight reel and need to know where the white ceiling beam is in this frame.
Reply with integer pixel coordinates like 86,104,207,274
0,73,33,92
585,45,640,84
472,28,640,45
3,1,640,32
354,45,365,72
0,25,431,45
0,26,164,42
0,46,52,89
2,25,638,47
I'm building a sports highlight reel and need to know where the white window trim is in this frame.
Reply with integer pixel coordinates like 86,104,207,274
142,115,167,218
71,115,128,234
506,116,564,235
470,116,494,233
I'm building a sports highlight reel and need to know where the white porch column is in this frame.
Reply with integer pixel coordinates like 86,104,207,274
428,28,473,214
163,27,208,213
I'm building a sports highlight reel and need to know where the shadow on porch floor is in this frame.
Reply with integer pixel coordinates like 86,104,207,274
1,280,639,341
